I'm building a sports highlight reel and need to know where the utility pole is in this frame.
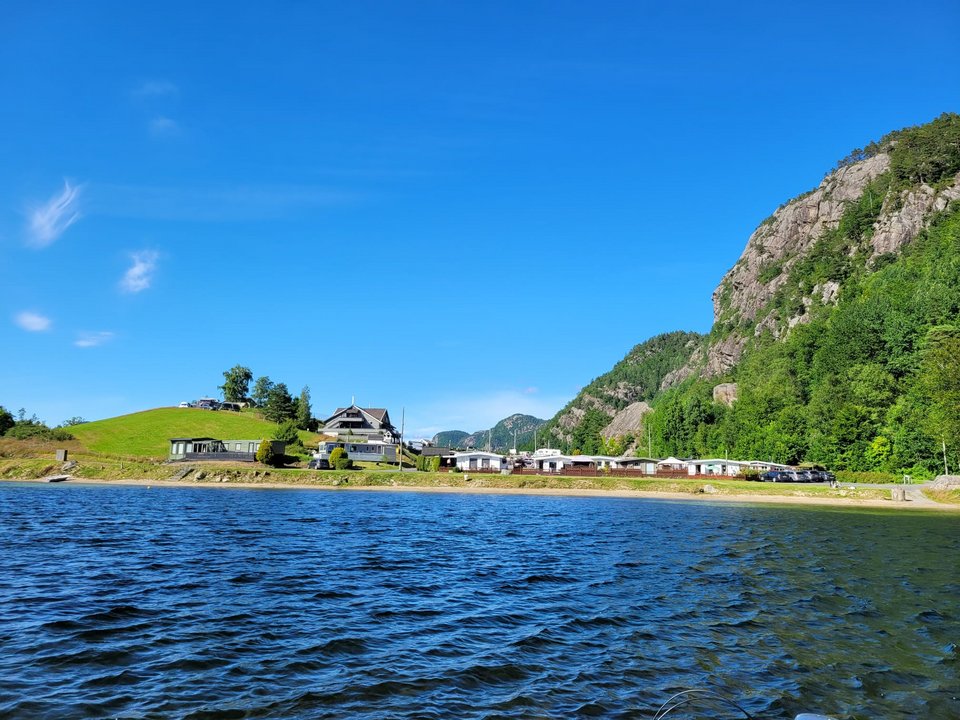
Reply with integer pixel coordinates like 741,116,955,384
399,407,405,472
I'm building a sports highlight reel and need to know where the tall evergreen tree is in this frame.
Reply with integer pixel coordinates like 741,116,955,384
264,383,295,423
296,385,313,430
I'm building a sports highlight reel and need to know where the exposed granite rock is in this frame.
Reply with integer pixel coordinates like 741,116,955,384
712,383,738,406
704,335,744,377
716,154,891,328
931,475,960,490
660,344,705,390
693,160,960,378
601,401,651,439
871,175,960,259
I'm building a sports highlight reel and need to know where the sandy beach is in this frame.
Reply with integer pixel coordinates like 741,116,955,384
8,475,958,512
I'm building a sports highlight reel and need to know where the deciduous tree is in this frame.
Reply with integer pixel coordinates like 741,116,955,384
251,376,274,408
220,365,253,403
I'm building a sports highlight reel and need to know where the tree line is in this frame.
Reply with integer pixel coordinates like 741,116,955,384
219,365,317,432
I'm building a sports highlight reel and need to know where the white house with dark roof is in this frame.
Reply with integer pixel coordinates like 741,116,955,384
533,454,596,472
316,404,400,463
320,405,398,443
453,451,508,472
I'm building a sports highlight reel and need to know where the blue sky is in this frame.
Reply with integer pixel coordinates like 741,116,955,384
2,1,958,438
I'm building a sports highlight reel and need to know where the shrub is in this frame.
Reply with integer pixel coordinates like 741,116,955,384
4,424,73,441
334,457,353,470
256,439,276,466
274,419,300,445
328,447,345,466
834,470,898,484
430,456,441,472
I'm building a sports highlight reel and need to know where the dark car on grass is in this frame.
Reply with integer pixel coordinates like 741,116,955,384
764,470,814,483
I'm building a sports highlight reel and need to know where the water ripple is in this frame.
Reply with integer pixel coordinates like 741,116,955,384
1,483,958,719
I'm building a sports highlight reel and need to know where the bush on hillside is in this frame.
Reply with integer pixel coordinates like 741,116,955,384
0,407,15,435
328,447,345,467
256,439,276,466
4,423,73,442
274,419,301,445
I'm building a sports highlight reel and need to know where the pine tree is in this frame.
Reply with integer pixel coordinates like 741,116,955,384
296,385,313,430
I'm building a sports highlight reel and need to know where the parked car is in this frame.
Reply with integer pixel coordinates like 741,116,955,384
197,401,216,410
761,470,789,482
307,458,330,470
177,401,191,408
220,402,242,412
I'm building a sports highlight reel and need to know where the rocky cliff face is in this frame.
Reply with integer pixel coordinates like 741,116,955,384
601,401,650,439
698,158,960,377
542,114,960,454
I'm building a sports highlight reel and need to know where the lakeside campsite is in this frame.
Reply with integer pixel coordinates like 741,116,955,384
4,3,960,718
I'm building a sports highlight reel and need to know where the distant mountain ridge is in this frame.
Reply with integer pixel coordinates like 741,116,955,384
432,414,546,451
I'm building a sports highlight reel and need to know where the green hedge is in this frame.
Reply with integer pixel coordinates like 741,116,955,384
835,470,899,484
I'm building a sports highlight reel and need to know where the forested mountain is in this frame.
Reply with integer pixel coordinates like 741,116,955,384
432,430,470,448
543,113,960,475
433,414,546,451
538,331,703,454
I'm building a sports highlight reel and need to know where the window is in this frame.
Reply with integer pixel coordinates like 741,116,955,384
235,443,242,451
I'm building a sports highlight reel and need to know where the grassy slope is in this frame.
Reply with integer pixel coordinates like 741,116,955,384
70,407,322,458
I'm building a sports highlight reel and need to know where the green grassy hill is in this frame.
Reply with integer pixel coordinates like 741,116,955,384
71,407,323,458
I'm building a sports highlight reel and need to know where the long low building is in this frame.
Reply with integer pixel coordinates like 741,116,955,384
453,451,509,471
317,439,398,463
664,458,792,477
168,437,286,462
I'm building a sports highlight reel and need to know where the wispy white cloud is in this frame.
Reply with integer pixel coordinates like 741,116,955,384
119,250,159,293
134,80,178,98
14,311,51,332
27,181,82,248
148,116,180,137
74,331,115,348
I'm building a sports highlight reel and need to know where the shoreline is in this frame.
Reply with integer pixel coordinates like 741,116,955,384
5,475,958,512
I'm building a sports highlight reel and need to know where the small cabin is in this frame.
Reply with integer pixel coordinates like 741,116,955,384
168,437,285,462
453,451,508,472
317,439,398,463
533,454,597,473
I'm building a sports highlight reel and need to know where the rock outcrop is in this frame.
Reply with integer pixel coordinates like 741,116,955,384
931,475,960,490
712,383,738,406
695,160,960,377
601,401,651,439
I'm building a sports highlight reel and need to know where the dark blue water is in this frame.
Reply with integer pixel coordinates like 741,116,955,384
1,484,958,719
